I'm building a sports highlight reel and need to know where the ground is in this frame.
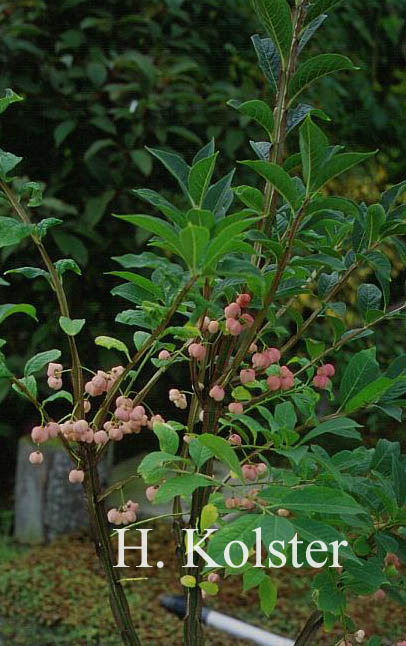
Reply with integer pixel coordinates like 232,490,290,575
0,522,405,646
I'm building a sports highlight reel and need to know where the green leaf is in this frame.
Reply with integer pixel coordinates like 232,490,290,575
188,439,213,469
366,204,386,246
154,474,212,504
227,99,274,138
200,504,219,532
95,335,130,359
152,422,179,455
198,434,242,479
240,160,300,210
380,179,406,212
298,15,327,53
199,581,218,596
0,88,23,115
115,214,182,256
208,514,262,565
0,149,23,180
274,401,297,429
145,147,190,196
234,185,264,212
357,284,382,316
298,417,362,445
188,153,218,207
5,267,48,281
59,316,85,336
251,34,280,93
180,575,196,588
305,0,342,24
42,390,73,405
251,0,293,63
24,349,61,377
107,272,161,298
312,151,377,191
179,224,210,272
137,451,185,484
345,377,394,414
340,348,379,407
231,386,252,401
262,485,365,515
259,576,277,616
312,571,346,614
0,303,37,325
12,375,37,401
289,54,357,104
202,218,258,270
54,119,77,147
0,217,33,248
299,117,328,194
54,258,82,277
87,61,107,86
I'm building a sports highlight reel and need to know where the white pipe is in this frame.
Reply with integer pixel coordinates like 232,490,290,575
205,608,295,646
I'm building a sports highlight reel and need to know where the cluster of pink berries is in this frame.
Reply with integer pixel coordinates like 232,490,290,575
266,365,295,391
242,463,267,481
385,552,401,570
85,365,125,396
225,496,256,510
104,403,164,441
223,294,254,336
107,500,139,526
47,362,63,390
169,389,187,409
313,363,335,389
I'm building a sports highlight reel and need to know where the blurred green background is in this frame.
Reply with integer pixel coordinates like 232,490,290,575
0,0,406,502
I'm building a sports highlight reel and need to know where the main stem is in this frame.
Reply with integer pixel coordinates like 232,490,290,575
83,447,142,646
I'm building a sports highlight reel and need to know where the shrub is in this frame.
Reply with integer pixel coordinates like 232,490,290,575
1,1,406,645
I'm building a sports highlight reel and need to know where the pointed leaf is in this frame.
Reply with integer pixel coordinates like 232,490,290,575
312,151,377,191
146,147,190,196
59,316,86,336
228,99,274,138
0,303,37,324
240,160,300,210
188,153,218,207
0,88,23,115
289,54,357,104
25,349,62,377
251,0,293,63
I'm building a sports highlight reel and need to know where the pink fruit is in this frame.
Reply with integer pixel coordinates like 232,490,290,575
29,451,43,465
47,376,62,390
69,469,85,484
252,353,267,369
385,553,401,569
208,573,220,584
242,464,257,482
115,407,131,422
266,348,281,364
372,589,386,601
236,293,251,308
175,394,188,409
111,366,125,377
107,508,121,524
277,508,290,517
228,433,242,446
188,343,206,361
131,405,146,421
121,510,137,525
46,422,60,438
85,381,97,397
240,368,255,384
84,400,91,413
126,500,139,513
267,375,281,391
256,463,267,476
248,343,258,354
169,388,181,401
158,350,171,360
225,497,237,509
47,362,63,378
109,427,124,441
146,486,158,502
313,375,329,389
73,419,88,435
209,385,225,401
208,320,219,334
224,303,241,319
84,430,94,443
241,498,255,510
280,365,293,378
281,376,294,390
31,425,48,444
228,403,243,415
226,318,242,336
94,430,108,445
